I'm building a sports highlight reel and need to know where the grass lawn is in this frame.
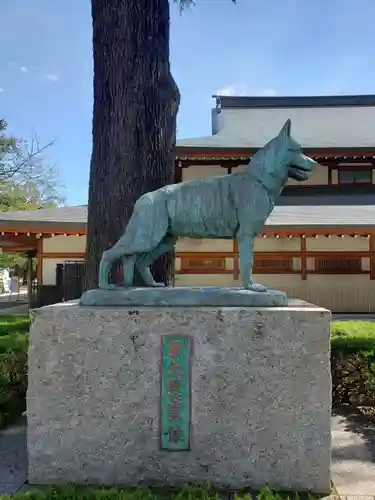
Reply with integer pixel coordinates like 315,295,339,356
0,485,315,500
0,314,30,334
0,314,29,354
331,320,375,351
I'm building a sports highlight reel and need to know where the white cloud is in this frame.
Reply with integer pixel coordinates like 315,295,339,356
215,85,246,97
44,73,58,82
215,85,277,98
20,66,28,73
215,85,238,96
256,88,277,97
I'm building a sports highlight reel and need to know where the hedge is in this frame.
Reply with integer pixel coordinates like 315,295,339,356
0,315,375,430
331,321,375,409
0,314,29,429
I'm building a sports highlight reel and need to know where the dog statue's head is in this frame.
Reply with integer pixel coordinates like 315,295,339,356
249,119,316,192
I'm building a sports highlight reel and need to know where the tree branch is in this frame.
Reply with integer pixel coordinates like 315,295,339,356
0,135,55,182
175,0,236,11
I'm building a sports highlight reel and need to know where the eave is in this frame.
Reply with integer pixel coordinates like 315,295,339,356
175,146,375,162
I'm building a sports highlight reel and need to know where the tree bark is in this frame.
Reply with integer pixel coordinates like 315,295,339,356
85,0,180,290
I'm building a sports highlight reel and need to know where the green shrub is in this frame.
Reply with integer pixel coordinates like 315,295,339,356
0,314,29,429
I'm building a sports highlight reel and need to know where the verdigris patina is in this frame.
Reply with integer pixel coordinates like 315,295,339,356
80,119,316,306
80,286,288,307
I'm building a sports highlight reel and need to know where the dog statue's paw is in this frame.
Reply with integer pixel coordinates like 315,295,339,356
98,283,117,290
244,282,268,293
146,282,166,288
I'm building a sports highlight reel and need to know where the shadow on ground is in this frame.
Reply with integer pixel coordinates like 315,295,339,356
332,405,375,461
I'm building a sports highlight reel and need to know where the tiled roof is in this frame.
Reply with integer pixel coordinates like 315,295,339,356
269,203,375,228
0,205,87,231
0,197,374,232
268,194,375,230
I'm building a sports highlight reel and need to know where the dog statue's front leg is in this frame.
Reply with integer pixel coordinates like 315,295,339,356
237,233,268,292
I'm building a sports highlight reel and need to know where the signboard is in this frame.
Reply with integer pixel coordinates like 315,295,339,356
160,335,192,451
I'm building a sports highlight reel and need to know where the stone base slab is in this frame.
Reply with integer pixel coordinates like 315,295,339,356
79,286,288,307
27,301,332,493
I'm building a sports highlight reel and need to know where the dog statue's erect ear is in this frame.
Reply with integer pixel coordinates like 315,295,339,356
278,119,291,138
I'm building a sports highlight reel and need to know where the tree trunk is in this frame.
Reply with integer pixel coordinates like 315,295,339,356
85,0,180,290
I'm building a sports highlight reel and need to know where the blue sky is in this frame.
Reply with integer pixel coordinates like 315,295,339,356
1,0,375,205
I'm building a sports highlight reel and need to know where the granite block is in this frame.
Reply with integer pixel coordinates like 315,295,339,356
27,300,332,493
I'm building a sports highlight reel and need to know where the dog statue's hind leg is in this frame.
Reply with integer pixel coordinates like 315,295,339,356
135,234,178,286
98,193,169,289
98,248,119,289
237,231,268,292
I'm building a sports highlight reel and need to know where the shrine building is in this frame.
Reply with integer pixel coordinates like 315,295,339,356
1,94,375,312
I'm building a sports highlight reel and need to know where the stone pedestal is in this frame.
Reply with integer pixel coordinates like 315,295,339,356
27,300,332,494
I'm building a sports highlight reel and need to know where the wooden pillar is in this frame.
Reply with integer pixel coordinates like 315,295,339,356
370,235,375,280
36,237,43,286
301,236,307,280
26,251,33,308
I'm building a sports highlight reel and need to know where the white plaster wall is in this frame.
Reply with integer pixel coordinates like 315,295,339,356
362,257,370,271
176,236,368,254
254,237,300,251
182,165,226,181
287,164,328,186
186,165,328,185
232,165,246,174
307,258,315,271
206,162,328,186
306,236,369,251
177,236,370,254
332,170,338,184
266,274,375,313
215,106,375,147
176,238,233,252
42,235,86,253
43,258,84,286
303,275,375,313
174,274,235,287
265,274,375,313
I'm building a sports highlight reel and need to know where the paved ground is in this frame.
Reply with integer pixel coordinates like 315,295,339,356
0,303,29,315
332,313,375,322
331,407,375,497
0,417,28,495
0,289,29,315
0,408,374,497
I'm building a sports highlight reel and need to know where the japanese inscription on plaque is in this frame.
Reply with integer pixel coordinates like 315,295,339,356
160,335,191,451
